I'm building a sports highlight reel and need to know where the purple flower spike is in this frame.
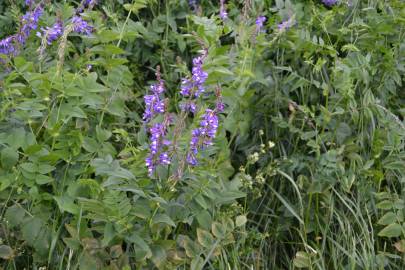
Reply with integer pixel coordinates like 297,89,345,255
71,16,93,35
84,0,95,5
322,0,338,6
187,109,219,166
159,152,171,165
20,5,43,41
143,71,172,176
1,4,44,61
180,101,197,114
143,80,166,122
181,55,208,98
37,20,63,45
278,17,294,31
0,36,16,56
256,16,266,32
219,0,228,20
216,101,225,112
145,122,171,175
25,0,34,6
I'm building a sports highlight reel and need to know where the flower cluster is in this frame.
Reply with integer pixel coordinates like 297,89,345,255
37,19,63,45
71,16,93,35
322,0,338,6
0,37,16,57
20,5,43,43
186,86,224,166
256,16,266,32
143,53,224,175
76,0,98,13
278,17,294,31
143,79,165,122
1,0,98,63
179,54,208,113
219,0,228,20
72,0,97,34
144,69,173,175
187,109,219,165
0,3,43,60
145,121,171,175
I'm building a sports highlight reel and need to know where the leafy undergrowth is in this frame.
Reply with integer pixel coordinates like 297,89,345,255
0,0,404,269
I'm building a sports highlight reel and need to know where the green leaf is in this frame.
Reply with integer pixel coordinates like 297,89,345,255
95,30,121,43
293,251,312,268
123,0,148,14
0,245,14,260
194,194,208,209
102,222,115,247
20,162,37,173
377,200,393,210
78,73,108,93
6,128,26,150
53,195,80,215
214,190,246,204
1,147,18,169
211,222,226,239
36,174,54,185
126,232,152,258
196,229,214,248
235,215,247,227
96,126,112,142
37,164,55,174
190,256,204,270
151,245,167,268
152,214,176,227
378,223,402,238
183,237,201,258
83,137,100,153
196,210,212,230
22,217,50,256
4,205,26,228
378,212,397,225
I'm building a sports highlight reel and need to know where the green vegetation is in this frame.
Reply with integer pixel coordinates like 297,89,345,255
0,0,404,269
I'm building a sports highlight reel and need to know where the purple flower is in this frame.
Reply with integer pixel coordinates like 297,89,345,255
278,17,294,31
143,73,172,175
76,0,98,13
0,4,43,60
37,20,63,45
84,0,95,5
180,56,208,98
159,152,171,165
150,82,165,95
20,5,43,42
189,0,199,11
256,16,266,32
0,36,16,56
71,16,93,35
180,101,197,114
219,0,228,20
322,0,338,6
145,122,171,175
216,101,225,112
25,0,34,6
143,80,166,122
187,109,219,166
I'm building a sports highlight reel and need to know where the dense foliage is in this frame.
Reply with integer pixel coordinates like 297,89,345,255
0,0,404,269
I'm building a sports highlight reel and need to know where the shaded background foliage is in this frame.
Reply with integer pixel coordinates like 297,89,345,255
0,0,405,269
